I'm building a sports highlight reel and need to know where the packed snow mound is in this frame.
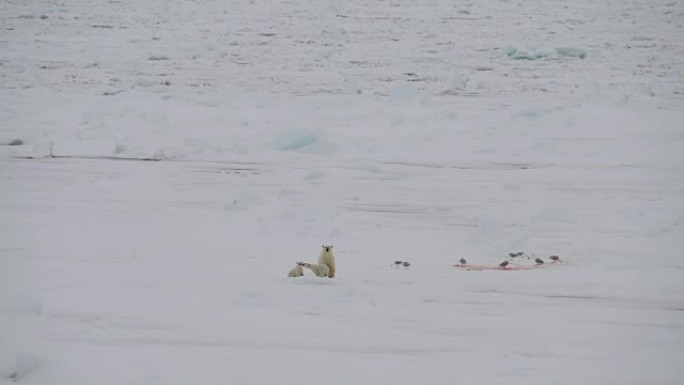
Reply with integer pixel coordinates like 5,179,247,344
3,353,40,382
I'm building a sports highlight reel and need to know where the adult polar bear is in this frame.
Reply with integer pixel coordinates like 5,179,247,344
318,245,336,278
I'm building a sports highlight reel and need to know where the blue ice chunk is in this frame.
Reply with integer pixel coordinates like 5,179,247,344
390,83,415,103
276,132,319,150
518,107,540,117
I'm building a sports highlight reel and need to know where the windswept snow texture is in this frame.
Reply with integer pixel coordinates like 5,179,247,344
1,0,684,384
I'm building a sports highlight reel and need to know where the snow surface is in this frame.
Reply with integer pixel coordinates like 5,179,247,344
1,0,684,384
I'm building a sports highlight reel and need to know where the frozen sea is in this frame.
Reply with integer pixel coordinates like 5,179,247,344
1,0,683,384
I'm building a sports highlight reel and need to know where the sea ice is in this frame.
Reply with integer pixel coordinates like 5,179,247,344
555,47,588,59
505,45,588,60
531,207,577,224
504,45,553,60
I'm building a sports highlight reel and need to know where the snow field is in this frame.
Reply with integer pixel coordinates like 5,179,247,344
1,0,684,384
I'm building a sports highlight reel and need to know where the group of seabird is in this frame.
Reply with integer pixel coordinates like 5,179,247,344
396,254,561,269
506,253,562,267
530,255,561,265
454,253,562,269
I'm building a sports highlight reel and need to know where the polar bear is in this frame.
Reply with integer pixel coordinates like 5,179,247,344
297,262,330,278
287,263,304,278
318,245,336,278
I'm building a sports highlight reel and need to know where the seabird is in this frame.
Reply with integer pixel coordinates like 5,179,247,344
549,255,561,262
499,260,509,268
402,261,411,269
535,258,544,265
459,258,467,265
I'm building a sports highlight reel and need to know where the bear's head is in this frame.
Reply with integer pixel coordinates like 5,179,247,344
322,245,333,253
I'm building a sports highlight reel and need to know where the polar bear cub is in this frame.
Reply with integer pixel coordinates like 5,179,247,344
318,245,336,278
287,264,304,278
297,262,330,278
